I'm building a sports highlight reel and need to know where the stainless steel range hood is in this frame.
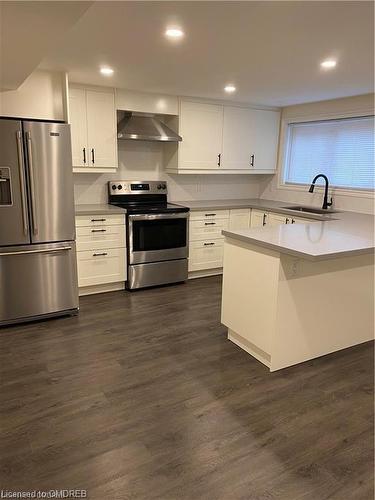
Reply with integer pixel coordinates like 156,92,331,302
117,112,182,142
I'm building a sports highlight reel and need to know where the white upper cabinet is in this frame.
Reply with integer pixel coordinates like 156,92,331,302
69,86,118,173
178,101,223,169
86,90,117,169
222,107,255,170
250,109,280,172
166,99,280,174
69,88,87,168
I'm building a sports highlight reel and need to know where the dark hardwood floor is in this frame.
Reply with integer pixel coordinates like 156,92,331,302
0,276,373,500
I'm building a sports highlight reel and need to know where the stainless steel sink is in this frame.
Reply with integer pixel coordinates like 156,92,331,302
281,205,339,215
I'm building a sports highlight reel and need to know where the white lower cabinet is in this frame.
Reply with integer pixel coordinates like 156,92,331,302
229,209,251,230
188,208,249,275
188,209,229,274
267,213,290,226
77,249,126,287
187,207,315,277
189,218,229,241
250,210,267,227
75,213,126,295
76,225,125,252
251,210,314,227
188,240,224,272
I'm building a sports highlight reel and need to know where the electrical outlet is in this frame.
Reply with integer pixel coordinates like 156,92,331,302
291,260,299,277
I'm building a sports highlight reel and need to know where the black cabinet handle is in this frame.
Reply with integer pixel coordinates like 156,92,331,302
291,219,296,224
205,213,216,217
91,148,95,164
262,213,267,226
204,222,216,226
217,154,221,167
250,154,255,167
91,229,107,233
93,252,108,257
83,148,86,164
91,218,106,222
285,218,290,224
204,242,215,246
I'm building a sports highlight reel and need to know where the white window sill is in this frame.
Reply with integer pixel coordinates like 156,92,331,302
278,182,374,199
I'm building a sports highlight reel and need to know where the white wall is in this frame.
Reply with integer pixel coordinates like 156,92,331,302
260,94,375,214
0,70,66,120
73,140,263,204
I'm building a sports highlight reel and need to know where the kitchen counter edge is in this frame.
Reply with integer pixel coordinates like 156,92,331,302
75,204,127,216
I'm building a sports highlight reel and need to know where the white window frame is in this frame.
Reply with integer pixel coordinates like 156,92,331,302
277,108,375,199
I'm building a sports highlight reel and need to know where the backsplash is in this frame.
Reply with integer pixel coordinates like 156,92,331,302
73,140,264,204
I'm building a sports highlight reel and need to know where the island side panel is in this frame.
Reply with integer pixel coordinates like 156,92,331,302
221,237,281,367
271,253,375,371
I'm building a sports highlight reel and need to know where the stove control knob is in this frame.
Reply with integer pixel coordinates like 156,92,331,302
111,185,117,190
161,184,167,190
117,184,123,190
157,184,162,190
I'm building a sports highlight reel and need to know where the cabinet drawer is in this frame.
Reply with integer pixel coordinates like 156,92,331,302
77,248,126,287
188,239,224,272
75,214,125,227
189,218,228,241
190,209,230,221
76,225,125,251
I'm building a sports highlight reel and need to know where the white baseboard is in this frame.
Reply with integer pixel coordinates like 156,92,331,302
79,282,125,296
188,268,223,279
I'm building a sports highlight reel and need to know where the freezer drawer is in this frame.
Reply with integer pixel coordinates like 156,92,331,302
0,242,78,325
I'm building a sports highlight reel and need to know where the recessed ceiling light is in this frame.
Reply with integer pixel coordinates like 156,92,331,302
100,67,114,76
320,59,337,69
224,84,236,93
165,28,184,39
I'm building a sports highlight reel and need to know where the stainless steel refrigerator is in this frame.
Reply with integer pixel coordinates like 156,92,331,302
0,119,78,325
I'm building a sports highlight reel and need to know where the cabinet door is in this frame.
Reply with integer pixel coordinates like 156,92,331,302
250,210,267,227
222,107,255,169
179,101,223,169
69,88,87,168
86,90,117,168
229,209,251,230
251,110,280,171
267,213,287,226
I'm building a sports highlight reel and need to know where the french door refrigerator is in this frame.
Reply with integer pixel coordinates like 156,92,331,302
0,119,78,325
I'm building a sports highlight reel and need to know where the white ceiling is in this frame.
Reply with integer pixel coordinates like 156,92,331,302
39,1,374,106
0,1,91,90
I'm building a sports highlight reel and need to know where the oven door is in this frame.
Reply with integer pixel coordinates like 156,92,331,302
128,212,189,265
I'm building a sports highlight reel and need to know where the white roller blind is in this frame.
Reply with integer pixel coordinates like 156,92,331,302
284,116,375,190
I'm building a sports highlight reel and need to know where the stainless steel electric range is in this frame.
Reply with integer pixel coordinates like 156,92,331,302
108,180,189,290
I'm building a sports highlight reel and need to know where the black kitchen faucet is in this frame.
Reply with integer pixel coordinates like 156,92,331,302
308,174,333,210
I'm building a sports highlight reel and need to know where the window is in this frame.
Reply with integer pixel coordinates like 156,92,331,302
283,116,375,190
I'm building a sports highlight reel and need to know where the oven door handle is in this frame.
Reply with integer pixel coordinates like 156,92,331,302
128,212,189,221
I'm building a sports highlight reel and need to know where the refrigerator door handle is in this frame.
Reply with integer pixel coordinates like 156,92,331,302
0,246,72,257
26,131,38,235
16,131,28,235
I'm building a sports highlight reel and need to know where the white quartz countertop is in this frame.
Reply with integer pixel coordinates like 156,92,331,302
175,198,374,260
75,204,127,215
222,209,374,261
175,198,338,221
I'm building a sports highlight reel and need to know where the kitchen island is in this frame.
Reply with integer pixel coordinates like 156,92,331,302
221,211,374,371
